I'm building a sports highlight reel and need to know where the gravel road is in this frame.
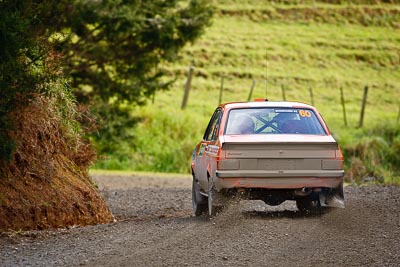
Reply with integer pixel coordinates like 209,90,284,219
1,173,399,267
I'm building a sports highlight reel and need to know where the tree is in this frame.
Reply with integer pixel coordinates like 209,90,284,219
0,0,213,229
0,0,61,161
1,0,214,159
57,0,214,157
0,0,115,230
58,0,213,105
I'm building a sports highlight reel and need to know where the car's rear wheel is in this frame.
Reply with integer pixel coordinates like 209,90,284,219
207,178,226,217
192,177,207,216
264,195,285,206
296,197,321,214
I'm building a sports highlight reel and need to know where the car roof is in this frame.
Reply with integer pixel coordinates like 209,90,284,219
219,101,315,110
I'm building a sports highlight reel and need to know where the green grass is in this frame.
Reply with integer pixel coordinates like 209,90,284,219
94,1,400,183
164,17,399,131
89,169,191,179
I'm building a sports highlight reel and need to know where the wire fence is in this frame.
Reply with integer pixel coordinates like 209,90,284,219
180,65,400,127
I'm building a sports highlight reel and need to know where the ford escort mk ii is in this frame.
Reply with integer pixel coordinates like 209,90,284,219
191,100,345,216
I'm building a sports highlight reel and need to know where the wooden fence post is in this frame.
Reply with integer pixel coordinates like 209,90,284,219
247,79,256,101
181,65,194,109
358,85,368,128
281,85,286,101
218,76,224,105
340,87,348,127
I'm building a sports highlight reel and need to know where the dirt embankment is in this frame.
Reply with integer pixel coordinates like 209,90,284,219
0,96,113,231
0,173,399,266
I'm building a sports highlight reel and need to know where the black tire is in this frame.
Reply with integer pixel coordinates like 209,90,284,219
192,177,207,216
207,178,228,217
264,198,285,206
296,197,321,214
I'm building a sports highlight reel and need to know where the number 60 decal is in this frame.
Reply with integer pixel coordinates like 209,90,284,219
299,110,311,117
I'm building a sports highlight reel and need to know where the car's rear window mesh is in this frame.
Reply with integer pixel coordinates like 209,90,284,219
225,108,327,135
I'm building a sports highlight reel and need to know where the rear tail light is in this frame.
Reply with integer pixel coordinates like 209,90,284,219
335,147,344,160
335,147,344,169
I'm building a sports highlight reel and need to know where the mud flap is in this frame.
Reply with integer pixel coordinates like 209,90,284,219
319,187,345,208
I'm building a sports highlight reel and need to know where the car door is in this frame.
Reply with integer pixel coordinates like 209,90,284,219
196,108,223,190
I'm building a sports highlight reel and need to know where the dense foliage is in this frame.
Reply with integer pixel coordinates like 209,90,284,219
0,0,213,161
343,123,400,184
58,1,213,105
0,1,116,229
55,0,213,156
0,1,61,161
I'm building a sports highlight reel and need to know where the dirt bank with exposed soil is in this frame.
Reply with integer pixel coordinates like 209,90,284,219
0,97,113,231
0,173,399,266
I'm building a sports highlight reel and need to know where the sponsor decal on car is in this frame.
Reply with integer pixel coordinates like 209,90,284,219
274,109,296,113
206,145,219,156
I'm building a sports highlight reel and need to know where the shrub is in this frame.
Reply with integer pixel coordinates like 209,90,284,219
342,123,400,185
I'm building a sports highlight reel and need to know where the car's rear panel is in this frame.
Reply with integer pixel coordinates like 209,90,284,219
215,134,344,190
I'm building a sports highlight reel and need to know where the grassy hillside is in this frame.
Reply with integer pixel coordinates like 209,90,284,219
95,0,400,183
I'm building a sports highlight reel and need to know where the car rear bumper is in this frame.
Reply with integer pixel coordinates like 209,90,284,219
216,169,344,178
214,172,343,190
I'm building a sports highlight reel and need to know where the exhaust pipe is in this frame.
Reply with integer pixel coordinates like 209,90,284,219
294,187,312,197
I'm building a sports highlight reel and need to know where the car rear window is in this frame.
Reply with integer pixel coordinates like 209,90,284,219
224,108,327,135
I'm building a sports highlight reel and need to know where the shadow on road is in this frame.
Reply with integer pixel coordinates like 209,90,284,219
241,209,329,219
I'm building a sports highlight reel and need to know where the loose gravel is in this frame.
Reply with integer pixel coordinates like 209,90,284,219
0,174,399,267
